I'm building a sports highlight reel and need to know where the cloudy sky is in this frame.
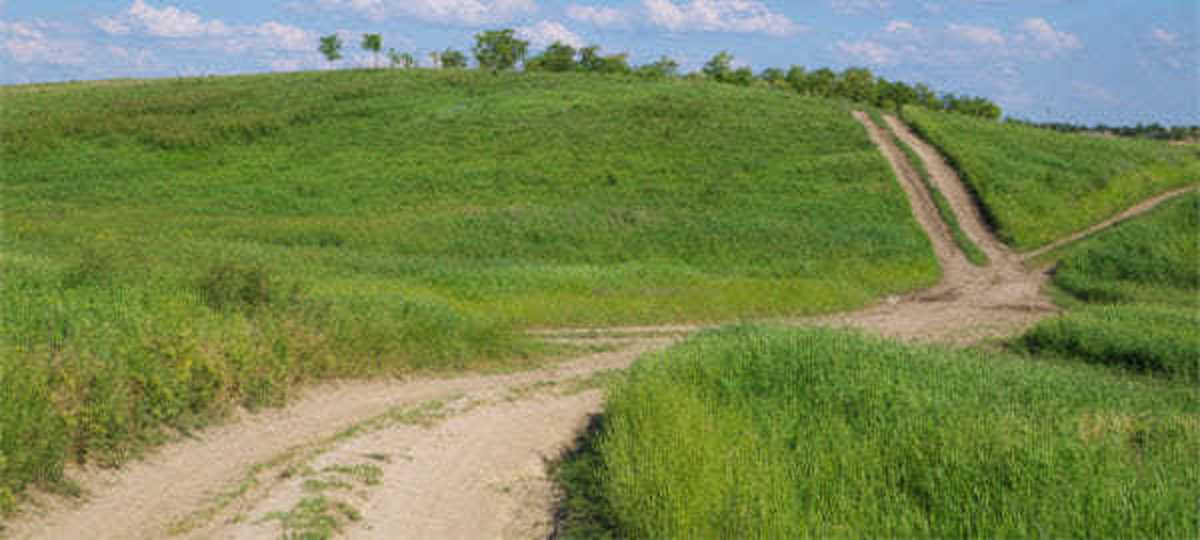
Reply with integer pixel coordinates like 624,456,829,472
1,0,1195,125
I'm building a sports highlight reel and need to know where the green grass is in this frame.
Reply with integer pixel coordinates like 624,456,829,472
902,105,1200,250
0,69,939,511
1020,305,1198,383
1016,192,1198,382
559,326,1198,538
1049,193,1199,307
889,132,989,265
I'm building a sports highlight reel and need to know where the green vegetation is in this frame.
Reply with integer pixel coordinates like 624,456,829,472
1022,305,1198,383
0,69,939,507
261,495,362,539
1018,193,1198,382
1050,193,1198,307
558,326,1198,538
902,105,1200,250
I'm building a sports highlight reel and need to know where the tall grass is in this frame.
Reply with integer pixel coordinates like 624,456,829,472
568,326,1199,538
0,69,939,511
1050,193,1198,307
1016,193,1199,382
1021,305,1198,382
902,105,1200,250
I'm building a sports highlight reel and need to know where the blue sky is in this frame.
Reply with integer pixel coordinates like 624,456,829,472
1,1,1196,125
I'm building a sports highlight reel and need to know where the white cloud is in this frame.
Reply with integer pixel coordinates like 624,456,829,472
94,3,316,54
885,20,913,33
947,23,1005,46
316,0,536,25
253,21,314,51
836,40,897,65
1019,17,1080,56
0,20,87,65
832,0,890,15
94,16,132,35
1072,81,1118,105
566,4,628,27
1151,27,1177,46
643,0,803,37
517,20,584,48
126,0,231,38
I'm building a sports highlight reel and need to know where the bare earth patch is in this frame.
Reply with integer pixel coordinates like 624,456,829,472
5,112,1194,540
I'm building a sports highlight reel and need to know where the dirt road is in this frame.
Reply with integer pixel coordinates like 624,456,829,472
5,113,1193,540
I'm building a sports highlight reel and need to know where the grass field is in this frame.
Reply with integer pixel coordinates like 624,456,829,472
1017,192,1198,382
0,69,939,509
1048,192,1198,308
556,326,1199,538
902,105,1200,250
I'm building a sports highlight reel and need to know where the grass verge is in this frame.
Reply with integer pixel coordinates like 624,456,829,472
557,326,1199,538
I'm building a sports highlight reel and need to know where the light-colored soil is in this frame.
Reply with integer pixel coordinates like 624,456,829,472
6,112,1194,540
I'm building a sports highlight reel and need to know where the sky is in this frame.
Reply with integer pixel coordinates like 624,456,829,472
1,1,1196,125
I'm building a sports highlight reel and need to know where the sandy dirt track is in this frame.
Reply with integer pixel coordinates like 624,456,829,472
5,113,1195,540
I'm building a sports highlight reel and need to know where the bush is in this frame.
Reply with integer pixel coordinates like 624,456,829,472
198,263,300,314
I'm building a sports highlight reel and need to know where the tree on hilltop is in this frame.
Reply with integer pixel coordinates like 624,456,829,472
387,49,416,69
318,34,343,66
526,41,578,72
441,48,468,68
473,29,528,72
362,33,383,68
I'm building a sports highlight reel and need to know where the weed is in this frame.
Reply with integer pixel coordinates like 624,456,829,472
262,496,361,540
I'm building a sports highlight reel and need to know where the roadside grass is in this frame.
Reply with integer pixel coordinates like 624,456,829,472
1020,305,1198,383
1047,193,1198,308
0,69,939,513
1016,193,1198,382
889,132,989,265
557,326,1199,538
902,105,1200,250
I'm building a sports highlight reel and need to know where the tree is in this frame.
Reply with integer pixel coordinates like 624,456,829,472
429,50,441,69
702,51,734,81
759,67,786,86
785,65,807,93
472,29,528,71
727,66,754,86
441,48,468,68
807,68,836,97
526,41,578,72
636,55,679,78
361,33,382,68
836,67,877,104
318,34,343,65
387,49,415,69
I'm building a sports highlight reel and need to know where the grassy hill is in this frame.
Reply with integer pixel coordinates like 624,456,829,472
902,106,1199,250
0,69,939,507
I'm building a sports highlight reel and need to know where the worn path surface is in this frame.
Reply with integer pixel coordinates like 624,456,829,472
6,112,1195,540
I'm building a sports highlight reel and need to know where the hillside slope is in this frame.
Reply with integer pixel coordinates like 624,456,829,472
902,105,1199,250
0,69,940,512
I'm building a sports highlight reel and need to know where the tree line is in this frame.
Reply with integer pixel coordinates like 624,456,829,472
1003,118,1199,142
316,28,1002,120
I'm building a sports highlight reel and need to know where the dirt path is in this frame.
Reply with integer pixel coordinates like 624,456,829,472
5,112,1190,540
1020,185,1198,262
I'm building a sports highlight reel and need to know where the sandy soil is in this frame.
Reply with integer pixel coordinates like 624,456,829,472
5,112,1194,540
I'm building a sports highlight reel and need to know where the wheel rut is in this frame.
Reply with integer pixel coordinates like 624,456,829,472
5,112,1193,540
